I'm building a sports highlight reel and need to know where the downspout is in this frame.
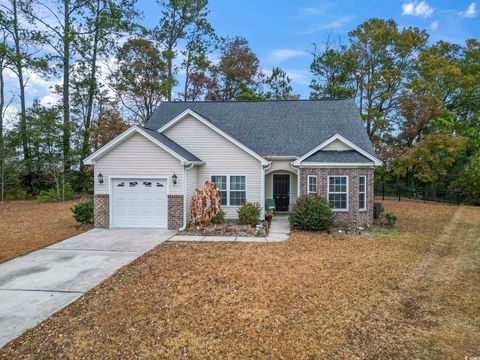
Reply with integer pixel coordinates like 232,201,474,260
290,162,300,199
179,163,195,231
261,162,272,218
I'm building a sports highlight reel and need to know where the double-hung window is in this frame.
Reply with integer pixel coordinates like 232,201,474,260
211,175,227,206
308,175,317,194
359,176,367,211
211,175,246,206
328,176,348,211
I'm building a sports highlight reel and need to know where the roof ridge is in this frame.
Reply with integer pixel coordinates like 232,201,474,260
159,98,353,104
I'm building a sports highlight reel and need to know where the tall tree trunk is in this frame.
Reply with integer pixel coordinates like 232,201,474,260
63,0,71,173
80,0,100,191
0,63,4,202
12,0,32,193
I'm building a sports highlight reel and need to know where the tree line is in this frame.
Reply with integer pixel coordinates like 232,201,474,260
0,1,478,205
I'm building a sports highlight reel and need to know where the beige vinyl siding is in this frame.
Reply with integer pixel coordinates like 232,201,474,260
93,132,184,195
185,166,198,216
322,139,352,151
164,115,262,218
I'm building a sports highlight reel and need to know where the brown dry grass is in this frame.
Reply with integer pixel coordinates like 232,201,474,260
0,200,88,263
1,200,479,359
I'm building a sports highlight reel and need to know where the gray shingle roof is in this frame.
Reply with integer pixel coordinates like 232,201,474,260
139,126,202,162
304,150,373,163
146,99,375,157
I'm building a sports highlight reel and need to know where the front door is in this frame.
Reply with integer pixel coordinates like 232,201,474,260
273,174,290,211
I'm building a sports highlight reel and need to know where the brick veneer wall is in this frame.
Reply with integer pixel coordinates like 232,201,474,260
299,167,374,226
94,194,109,229
168,195,184,230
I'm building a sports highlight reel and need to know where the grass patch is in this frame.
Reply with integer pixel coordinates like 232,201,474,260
1,200,479,359
0,200,89,263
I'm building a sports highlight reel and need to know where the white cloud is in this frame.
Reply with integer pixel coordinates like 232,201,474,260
430,20,439,30
459,2,477,17
300,4,331,16
269,49,308,62
285,69,311,86
402,1,434,18
296,16,354,35
39,93,61,107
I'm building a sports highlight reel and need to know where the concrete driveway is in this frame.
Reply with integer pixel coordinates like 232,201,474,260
0,228,175,348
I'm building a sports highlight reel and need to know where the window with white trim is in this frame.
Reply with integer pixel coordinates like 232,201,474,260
328,176,348,210
308,175,317,194
211,175,246,206
359,176,366,211
211,175,227,205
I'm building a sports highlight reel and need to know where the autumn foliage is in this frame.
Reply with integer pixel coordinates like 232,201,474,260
189,181,222,229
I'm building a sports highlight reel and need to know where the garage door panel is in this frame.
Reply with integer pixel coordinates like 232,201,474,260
111,178,168,228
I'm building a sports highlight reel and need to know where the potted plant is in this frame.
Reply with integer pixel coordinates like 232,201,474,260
265,209,273,222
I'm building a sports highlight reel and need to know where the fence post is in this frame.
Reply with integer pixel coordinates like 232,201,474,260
398,183,401,202
382,182,385,201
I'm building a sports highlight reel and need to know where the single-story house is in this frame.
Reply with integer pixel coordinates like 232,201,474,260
84,99,382,230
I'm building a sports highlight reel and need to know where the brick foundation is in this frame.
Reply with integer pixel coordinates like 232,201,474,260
299,168,374,227
94,194,109,228
168,195,184,230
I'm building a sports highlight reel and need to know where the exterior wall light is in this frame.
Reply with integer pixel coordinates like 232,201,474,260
98,173,104,184
172,173,178,186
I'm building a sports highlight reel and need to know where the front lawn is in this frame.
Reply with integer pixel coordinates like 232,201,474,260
0,200,88,263
1,200,479,358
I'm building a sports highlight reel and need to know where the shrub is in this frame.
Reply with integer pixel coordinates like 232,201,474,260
373,202,384,220
289,195,334,231
238,202,261,226
211,210,226,225
37,183,75,203
70,199,94,225
384,212,397,227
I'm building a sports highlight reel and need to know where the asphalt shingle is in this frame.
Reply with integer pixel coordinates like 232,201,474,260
304,150,373,163
146,99,375,158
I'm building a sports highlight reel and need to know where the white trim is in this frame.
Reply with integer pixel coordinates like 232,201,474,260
264,155,298,160
307,175,317,194
260,164,265,218
158,109,269,166
299,163,376,168
210,174,248,207
108,175,170,229
84,126,194,165
327,175,349,212
293,134,382,166
358,175,367,212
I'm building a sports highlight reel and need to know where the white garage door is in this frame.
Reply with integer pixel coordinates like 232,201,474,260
111,178,168,228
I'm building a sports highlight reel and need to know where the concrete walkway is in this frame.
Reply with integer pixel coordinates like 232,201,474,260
169,215,290,242
0,228,175,348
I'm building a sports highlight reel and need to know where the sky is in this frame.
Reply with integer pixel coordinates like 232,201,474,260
3,0,480,123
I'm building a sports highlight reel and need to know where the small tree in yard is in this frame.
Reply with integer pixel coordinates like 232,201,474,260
189,180,221,229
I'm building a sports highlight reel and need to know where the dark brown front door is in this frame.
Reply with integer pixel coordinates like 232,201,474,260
273,174,290,211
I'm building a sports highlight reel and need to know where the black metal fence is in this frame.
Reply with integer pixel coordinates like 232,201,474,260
374,182,462,205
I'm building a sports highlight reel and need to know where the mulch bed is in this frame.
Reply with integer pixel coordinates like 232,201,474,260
180,220,270,237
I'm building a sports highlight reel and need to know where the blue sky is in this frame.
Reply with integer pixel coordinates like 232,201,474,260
3,0,480,122
138,0,480,97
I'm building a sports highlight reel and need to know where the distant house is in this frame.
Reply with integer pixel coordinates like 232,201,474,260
84,99,382,230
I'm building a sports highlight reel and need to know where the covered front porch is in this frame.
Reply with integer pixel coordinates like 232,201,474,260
264,165,299,213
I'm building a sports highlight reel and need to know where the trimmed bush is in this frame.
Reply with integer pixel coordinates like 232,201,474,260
384,212,397,227
70,199,94,225
37,183,75,203
289,195,334,231
238,202,261,226
373,202,384,220
211,210,226,225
